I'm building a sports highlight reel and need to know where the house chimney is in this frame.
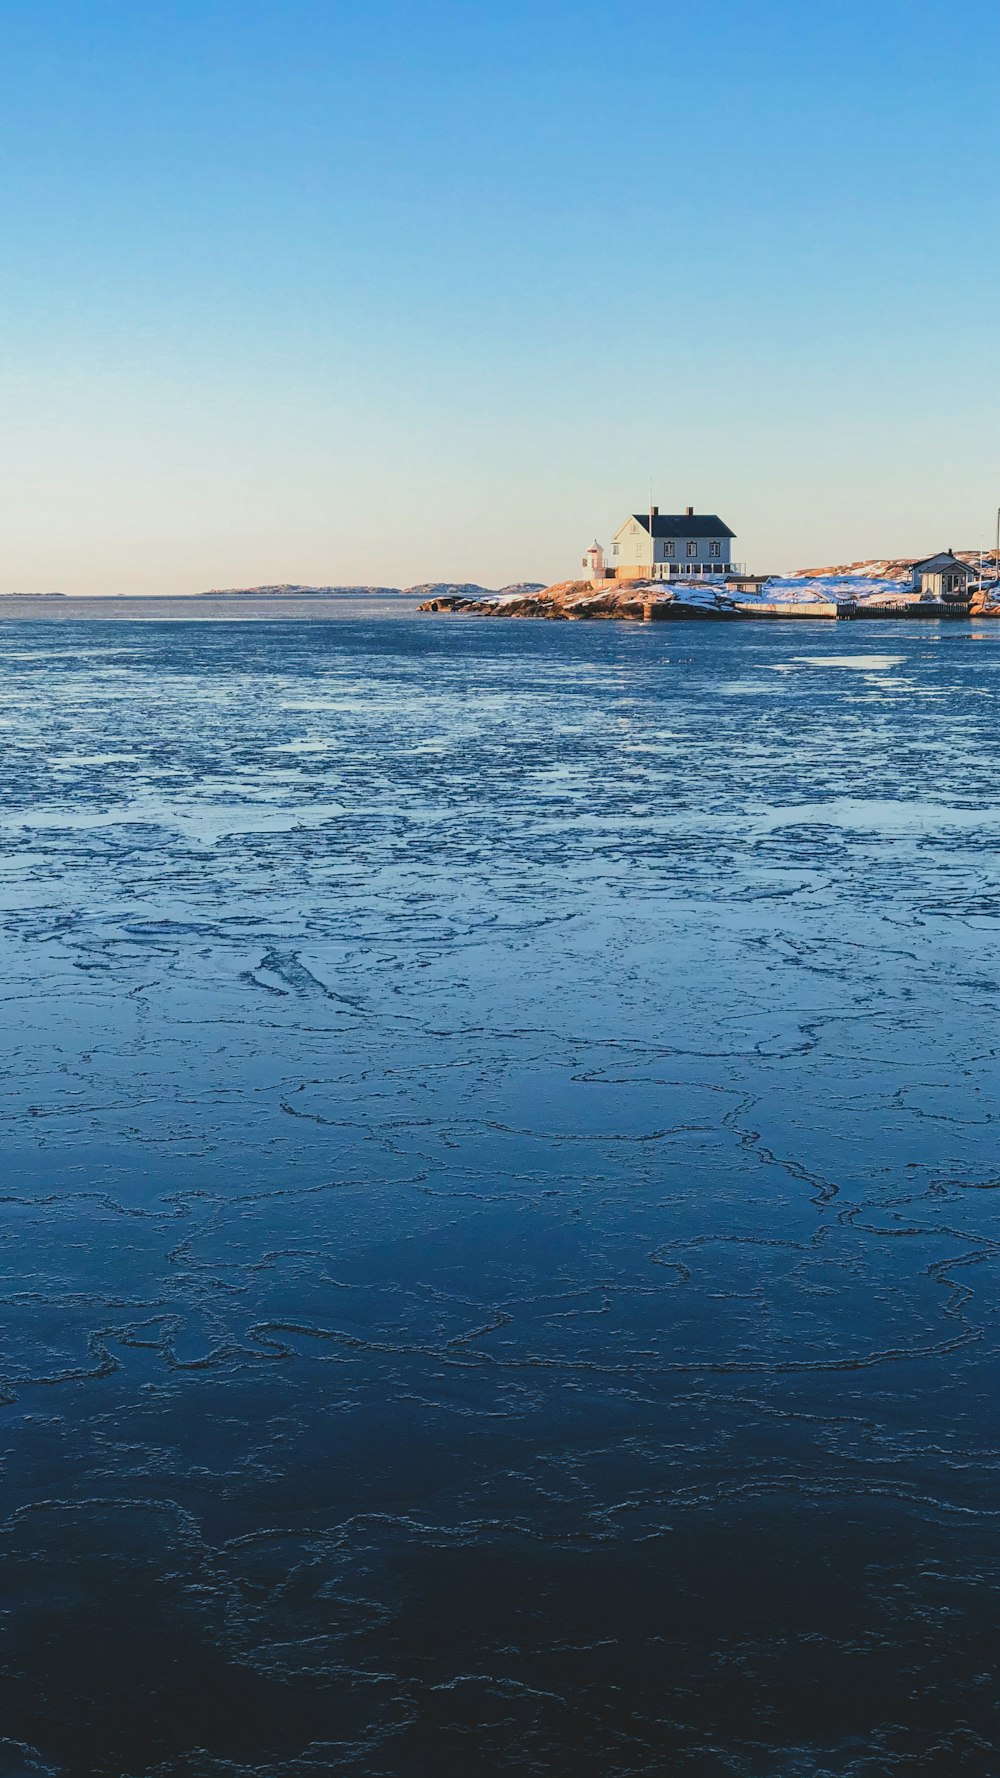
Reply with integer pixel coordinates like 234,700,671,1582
651,505,659,516
684,505,694,517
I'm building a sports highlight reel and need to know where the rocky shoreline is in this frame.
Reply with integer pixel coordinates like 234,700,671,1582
420,577,1000,623
420,581,776,620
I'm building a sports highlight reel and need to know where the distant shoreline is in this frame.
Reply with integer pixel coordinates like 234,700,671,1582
0,581,545,604
0,590,407,602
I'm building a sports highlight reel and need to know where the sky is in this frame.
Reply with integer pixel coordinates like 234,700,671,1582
0,0,997,593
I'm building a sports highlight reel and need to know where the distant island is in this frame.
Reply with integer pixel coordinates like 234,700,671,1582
201,582,546,599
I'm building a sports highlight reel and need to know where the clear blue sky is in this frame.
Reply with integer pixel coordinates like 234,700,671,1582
1,0,997,592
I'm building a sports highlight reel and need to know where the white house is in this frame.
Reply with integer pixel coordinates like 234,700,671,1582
585,507,737,584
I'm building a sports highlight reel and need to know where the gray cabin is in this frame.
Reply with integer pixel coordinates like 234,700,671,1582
909,552,974,601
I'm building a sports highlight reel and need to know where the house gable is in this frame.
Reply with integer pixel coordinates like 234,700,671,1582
612,516,651,545
911,552,973,576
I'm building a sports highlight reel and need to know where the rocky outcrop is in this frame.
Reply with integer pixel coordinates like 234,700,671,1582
420,573,1000,623
419,579,763,621
796,550,1000,579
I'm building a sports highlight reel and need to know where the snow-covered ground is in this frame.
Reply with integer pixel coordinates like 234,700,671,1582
751,575,916,608
587,575,914,613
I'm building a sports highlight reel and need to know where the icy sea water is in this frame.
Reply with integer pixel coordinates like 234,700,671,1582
1,609,999,1778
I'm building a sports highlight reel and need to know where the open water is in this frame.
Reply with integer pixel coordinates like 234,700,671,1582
0,605,999,1777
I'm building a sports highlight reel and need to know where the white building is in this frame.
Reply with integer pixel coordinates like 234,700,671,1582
586,507,738,584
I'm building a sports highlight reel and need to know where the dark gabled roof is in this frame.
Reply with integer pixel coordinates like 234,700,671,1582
911,551,974,573
634,513,736,539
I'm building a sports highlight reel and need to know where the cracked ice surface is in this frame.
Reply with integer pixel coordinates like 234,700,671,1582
0,610,1000,1775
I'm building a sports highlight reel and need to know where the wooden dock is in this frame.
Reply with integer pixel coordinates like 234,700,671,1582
838,600,971,620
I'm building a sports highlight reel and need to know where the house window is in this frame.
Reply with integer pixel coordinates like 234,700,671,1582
709,542,721,557
612,543,619,556
686,541,698,557
665,541,675,557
